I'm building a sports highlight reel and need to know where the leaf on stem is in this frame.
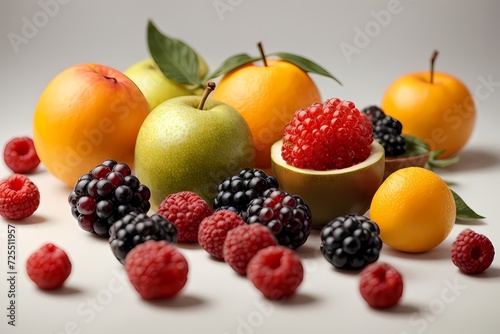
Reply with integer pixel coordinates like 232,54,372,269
147,20,203,87
450,188,485,220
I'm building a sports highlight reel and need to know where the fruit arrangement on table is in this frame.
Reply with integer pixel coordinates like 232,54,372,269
0,19,493,308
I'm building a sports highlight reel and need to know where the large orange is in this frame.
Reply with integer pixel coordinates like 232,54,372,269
369,167,456,253
33,63,150,187
212,59,321,173
381,71,476,158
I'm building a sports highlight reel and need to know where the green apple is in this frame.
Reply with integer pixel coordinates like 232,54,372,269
124,57,208,110
134,83,255,209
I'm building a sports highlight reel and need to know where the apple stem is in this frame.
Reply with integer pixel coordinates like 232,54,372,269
104,75,117,83
257,41,268,67
430,50,439,84
197,82,216,110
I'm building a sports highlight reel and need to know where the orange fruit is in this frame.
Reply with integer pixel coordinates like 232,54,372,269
381,71,476,158
33,63,150,187
212,59,321,173
369,167,456,253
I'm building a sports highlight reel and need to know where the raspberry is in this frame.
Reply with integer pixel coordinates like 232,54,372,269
451,229,495,275
361,105,406,156
320,215,382,270
359,262,403,308
125,240,188,300
247,246,304,300
245,189,312,249
223,223,277,275
26,243,72,290
213,168,279,215
0,174,40,220
109,211,178,264
282,98,373,170
68,160,151,237
157,191,213,243
198,209,246,260
3,136,40,173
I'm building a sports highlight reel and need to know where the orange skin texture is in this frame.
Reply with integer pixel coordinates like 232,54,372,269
212,59,321,172
33,63,150,187
381,71,476,158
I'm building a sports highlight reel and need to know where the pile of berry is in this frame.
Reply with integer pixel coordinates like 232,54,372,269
68,160,151,237
213,168,312,250
281,98,373,170
361,105,406,156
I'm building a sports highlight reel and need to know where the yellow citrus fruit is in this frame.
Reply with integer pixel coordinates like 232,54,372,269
212,59,321,173
381,71,476,158
33,63,150,187
369,166,456,252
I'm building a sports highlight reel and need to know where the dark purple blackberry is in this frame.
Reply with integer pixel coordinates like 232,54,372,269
361,105,385,124
213,168,279,214
68,160,151,237
109,211,177,264
320,215,382,270
244,189,312,249
361,106,406,156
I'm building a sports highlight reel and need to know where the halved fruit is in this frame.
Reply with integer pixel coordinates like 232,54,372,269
271,140,385,228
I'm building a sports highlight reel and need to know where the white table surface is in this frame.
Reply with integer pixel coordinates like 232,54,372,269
1,1,499,333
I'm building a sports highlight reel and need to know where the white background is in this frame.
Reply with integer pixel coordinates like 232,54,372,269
1,1,500,334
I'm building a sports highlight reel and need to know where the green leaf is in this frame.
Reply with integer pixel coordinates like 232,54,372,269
426,150,460,170
450,188,485,220
402,135,430,157
269,52,342,85
204,53,261,81
147,20,202,87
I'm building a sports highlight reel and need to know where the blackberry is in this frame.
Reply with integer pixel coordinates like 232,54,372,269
109,211,177,264
213,168,279,214
361,105,385,124
320,215,382,270
244,189,312,249
68,160,151,237
361,105,406,157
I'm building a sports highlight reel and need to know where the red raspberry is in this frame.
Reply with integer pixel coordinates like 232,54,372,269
451,229,495,275
125,240,188,300
359,262,403,308
198,209,246,260
223,223,277,275
0,174,40,220
247,245,304,300
26,243,72,290
157,191,213,243
3,136,40,173
282,98,373,170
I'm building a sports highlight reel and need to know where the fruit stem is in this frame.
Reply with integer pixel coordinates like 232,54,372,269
103,75,117,83
430,50,438,84
257,41,268,67
197,82,216,110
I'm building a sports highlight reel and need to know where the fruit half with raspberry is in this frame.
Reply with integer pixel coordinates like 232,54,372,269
271,98,385,228
68,160,151,237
